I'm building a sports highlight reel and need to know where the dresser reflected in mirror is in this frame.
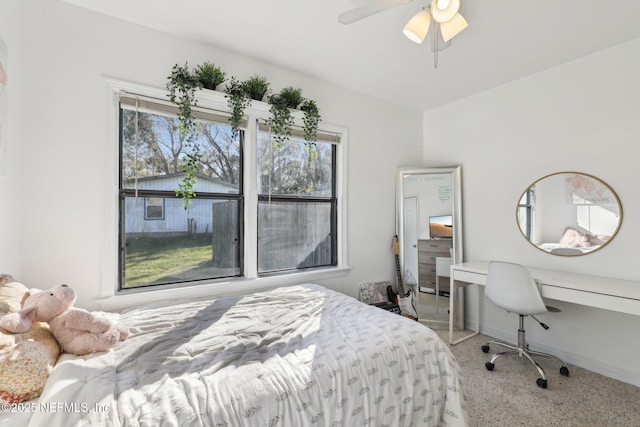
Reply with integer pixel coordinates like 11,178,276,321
396,166,463,328
517,172,623,256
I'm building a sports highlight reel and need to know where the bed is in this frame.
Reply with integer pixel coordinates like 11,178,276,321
537,226,610,255
6,284,468,426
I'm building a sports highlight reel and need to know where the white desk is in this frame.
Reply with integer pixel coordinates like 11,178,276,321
448,261,640,345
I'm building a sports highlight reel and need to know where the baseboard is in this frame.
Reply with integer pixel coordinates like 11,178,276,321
469,321,640,388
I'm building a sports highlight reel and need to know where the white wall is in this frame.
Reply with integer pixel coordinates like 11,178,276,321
0,0,22,277
5,0,422,306
423,39,640,385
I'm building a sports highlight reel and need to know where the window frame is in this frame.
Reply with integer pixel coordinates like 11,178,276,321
256,129,338,274
99,79,349,309
117,95,245,290
518,187,535,239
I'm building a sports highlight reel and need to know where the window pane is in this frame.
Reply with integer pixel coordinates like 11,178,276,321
122,196,241,288
121,109,240,193
517,206,529,237
258,200,332,273
145,197,164,220
257,131,333,197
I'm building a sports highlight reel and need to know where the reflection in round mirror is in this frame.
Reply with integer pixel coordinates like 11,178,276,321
516,172,623,256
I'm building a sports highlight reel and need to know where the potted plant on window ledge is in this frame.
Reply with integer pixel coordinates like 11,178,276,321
268,87,321,151
268,86,307,147
268,88,297,147
167,63,322,205
195,62,226,91
225,75,271,141
243,75,270,102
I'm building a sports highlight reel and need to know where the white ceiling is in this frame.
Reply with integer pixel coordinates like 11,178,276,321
61,0,640,111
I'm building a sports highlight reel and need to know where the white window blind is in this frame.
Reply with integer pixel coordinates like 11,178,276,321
257,120,341,144
119,92,247,129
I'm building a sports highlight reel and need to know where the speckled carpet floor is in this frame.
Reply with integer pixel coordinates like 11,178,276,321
434,330,640,427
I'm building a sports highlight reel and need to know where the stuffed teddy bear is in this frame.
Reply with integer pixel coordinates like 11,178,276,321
0,284,129,356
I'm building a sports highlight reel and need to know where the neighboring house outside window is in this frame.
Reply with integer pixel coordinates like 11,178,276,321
115,85,345,294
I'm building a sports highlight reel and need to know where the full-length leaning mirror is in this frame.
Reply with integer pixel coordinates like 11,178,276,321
516,172,623,256
396,166,463,327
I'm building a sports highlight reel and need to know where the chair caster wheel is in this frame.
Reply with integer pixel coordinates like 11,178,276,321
481,345,490,353
536,378,548,389
485,362,494,371
560,366,570,377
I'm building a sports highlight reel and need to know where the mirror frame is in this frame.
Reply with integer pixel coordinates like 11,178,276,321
396,165,464,299
516,171,623,257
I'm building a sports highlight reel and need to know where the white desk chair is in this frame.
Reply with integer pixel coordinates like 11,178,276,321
481,261,570,388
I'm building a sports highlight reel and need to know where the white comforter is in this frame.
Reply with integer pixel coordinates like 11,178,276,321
28,284,468,426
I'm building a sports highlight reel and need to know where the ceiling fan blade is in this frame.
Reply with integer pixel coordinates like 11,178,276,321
338,0,416,25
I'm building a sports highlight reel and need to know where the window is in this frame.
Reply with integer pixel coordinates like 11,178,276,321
113,83,345,295
257,128,337,274
119,94,242,289
145,197,164,220
518,187,535,239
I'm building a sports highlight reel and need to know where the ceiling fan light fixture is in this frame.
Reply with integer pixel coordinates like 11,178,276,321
403,9,432,43
439,12,468,42
431,0,460,23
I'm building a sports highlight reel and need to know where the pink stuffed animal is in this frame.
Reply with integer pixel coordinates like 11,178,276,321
0,284,129,355
559,228,590,248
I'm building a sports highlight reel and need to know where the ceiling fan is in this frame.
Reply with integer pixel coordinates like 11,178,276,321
339,0,468,67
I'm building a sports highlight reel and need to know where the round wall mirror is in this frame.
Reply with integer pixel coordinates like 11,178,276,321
516,172,622,256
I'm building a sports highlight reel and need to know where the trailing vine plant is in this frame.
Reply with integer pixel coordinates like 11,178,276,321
268,87,303,148
300,98,321,154
167,62,200,138
225,76,251,140
167,62,202,207
268,94,294,148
